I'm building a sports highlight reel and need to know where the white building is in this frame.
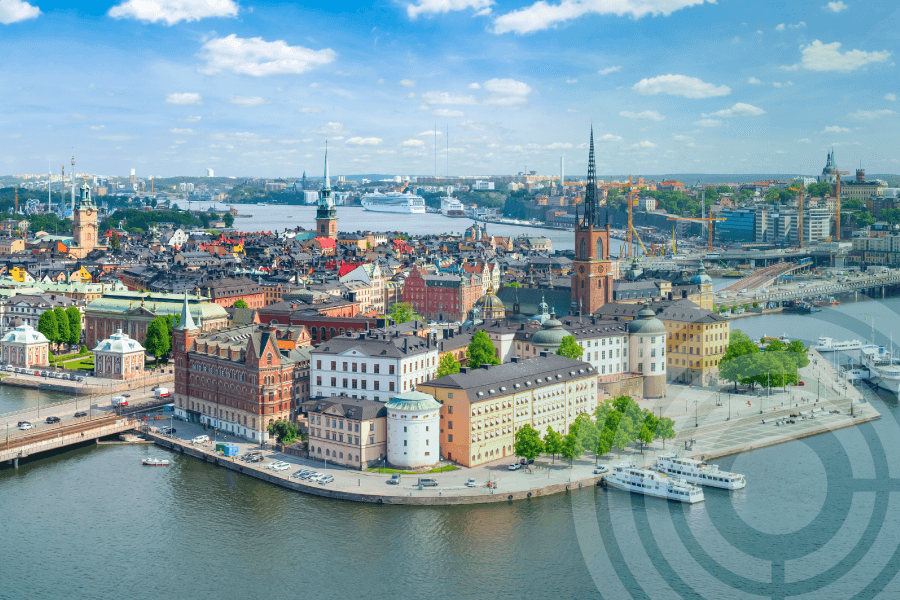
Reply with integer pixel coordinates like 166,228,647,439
0,324,49,368
385,391,441,468
206,168,214,177
93,329,146,380
311,331,439,402
340,263,385,314
627,305,667,397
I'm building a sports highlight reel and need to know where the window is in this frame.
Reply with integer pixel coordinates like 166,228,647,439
331,361,336,370
316,360,321,369
331,377,336,386
448,434,453,442
342,378,348,388
369,423,374,431
374,364,380,374
355,423,359,432
361,364,366,373
389,365,395,375
369,436,374,444
403,426,407,432
448,404,453,413
389,382,395,391
404,440,407,446
374,381,380,390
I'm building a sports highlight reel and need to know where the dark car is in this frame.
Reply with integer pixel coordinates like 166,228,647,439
74,411,88,418
122,394,131,398
46,416,61,424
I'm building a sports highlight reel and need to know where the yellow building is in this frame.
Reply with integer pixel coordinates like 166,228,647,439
0,238,25,254
662,305,730,386
8,266,34,283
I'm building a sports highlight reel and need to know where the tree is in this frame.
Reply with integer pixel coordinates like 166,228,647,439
542,426,563,463
389,302,422,324
719,329,761,390
109,231,121,250
223,213,235,228
573,413,599,461
37,310,58,344
506,281,521,288
561,426,585,467
752,301,760,308
854,211,876,228
437,352,461,378
53,307,70,347
807,182,833,197
556,335,584,360
233,299,249,309
655,417,676,448
466,330,501,369
514,424,544,462
144,316,171,361
267,420,299,445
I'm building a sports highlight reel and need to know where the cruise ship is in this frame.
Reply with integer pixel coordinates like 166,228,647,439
655,452,746,490
361,192,426,214
605,462,705,503
859,344,900,394
440,196,465,217
813,337,863,352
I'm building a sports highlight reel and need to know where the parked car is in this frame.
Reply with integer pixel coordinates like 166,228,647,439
291,469,311,479
45,416,61,424
465,478,478,487
19,422,32,430
3,364,11,371
74,411,88,418
122,394,131,398
247,455,264,463
509,463,522,471
304,472,324,482
319,475,334,484
76,377,83,382
191,435,210,444
387,473,401,485
592,465,610,475
417,477,439,487
270,463,291,472
798,381,805,386
40,371,48,377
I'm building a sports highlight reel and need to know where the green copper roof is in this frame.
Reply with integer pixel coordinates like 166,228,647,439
385,391,442,412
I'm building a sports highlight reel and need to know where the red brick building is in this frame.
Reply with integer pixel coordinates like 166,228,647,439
403,269,482,322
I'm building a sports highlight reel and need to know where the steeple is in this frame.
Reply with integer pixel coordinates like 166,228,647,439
580,125,598,229
324,141,331,192
176,291,197,331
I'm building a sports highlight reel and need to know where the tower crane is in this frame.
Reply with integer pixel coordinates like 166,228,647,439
788,182,805,249
832,170,851,241
666,215,725,251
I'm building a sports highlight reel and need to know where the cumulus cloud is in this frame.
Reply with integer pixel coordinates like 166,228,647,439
566,78,578,84
400,79,416,87
347,137,383,145
308,122,349,136
824,1,848,12
482,78,532,105
407,0,493,19
775,21,805,31
468,83,481,89
693,119,723,127
108,0,237,25
885,93,897,101
849,109,895,120
702,103,765,118
169,128,195,134
598,66,621,75
165,92,202,105
785,40,891,72
596,133,622,142
822,126,850,133
228,96,270,107
198,34,336,76
619,110,664,121
401,139,425,147
546,142,572,149
748,77,762,84
420,91,478,105
0,0,40,24
433,108,465,117
633,74,730,98
417,130,442,136
181,115,202,122
90,125,105,130
630,140,656,149
492,0,709,35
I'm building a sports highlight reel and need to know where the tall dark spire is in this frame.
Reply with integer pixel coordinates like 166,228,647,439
580,125,598,229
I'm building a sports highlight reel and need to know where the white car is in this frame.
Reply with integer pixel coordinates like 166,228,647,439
508,463,522,471
191,435,210,444
19,422,33,430
270,463,291,472
465,478,478,487
592,464,610,475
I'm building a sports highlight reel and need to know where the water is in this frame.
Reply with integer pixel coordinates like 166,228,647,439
0,383,71,416
4,297,900,598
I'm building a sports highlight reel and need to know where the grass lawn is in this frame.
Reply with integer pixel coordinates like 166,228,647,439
59,357,94,371
369,465,459,474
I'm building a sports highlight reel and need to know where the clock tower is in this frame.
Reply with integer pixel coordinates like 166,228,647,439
315,144,338,240
571,127,616,315
70,179,100,259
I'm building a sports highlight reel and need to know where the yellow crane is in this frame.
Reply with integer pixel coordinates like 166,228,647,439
666,215,725,251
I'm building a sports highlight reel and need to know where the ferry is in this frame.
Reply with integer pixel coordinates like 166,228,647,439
142,458,170,466
859,344,900,394
655,452,745,490
361,192,426,214
440,196,465,217
605,462,705,503
813,337,863,353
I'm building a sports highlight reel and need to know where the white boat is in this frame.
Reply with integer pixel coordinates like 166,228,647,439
142,458,170,466
859,344,900,394
655,452,745,490
813,337,863,352
440,196,465,217
361,191,426,214
257,202,268,207
605,462,704,503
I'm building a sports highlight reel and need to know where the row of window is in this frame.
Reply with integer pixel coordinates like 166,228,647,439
312,415,375,432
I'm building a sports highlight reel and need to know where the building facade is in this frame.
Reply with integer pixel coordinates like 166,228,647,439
93,329,145,380
385,391,442,469
303,395,387,470
0,324,49,368
403,269,482,323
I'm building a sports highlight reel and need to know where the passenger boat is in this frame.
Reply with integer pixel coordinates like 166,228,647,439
361,192,426,214
605,462,704,503
812,337,863,352
440,196,465,217
859,344,900,395
655,452,745,490
142,458,170,466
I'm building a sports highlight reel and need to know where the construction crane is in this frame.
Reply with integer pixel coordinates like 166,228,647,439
833,170,851,241
666,215,725,251
623,175,635,259
789,182,805,249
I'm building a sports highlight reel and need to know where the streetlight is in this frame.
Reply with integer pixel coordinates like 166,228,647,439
694,400,699,427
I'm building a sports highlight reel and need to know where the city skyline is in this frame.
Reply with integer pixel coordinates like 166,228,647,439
1,0,897,177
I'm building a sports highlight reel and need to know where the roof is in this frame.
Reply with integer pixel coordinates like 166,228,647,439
93,329,145,354
312,331,436,359
301,395,388,421
385,391,442,412
1,324,48,345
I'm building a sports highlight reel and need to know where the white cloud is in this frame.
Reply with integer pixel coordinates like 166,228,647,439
108,0,237,25
885,93,897,101
165,92,202,105
72,114,86,119
492,0,709,35
619,110,664,121
406,92,416,99
482,78,532,105
702,102,765,118
297,108,323,113
786,40,891,72
546,142,572,149
824,1,848,12
796,138,812,143
181,115,202,122
0,0,40,24
693,119,722,127
169,128,195,134
417,130,442,136
630,140,656,149
672,135,692,141
566,78,578,84
347,137,383,145
433,108,465,117
596,133,622,142
633,74,730,98
849,109,895,120
749,76,793,87
90,125,105,130
598,66,621,75
400,79,416,87
401,139,425,147
198,34,336,77
228,96,270,107
822,126,850,133
420,91,478,105
407,0,493,19
748,76,762,84
468,83,481,89
775,22,805,31
309,122,349,136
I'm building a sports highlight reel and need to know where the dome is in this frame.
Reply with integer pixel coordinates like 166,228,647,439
1,324,48,345
93,329,145,354
628,304,667,335
385,390,442,412
690,262,712,285
531,313,570,348
475,291,505,310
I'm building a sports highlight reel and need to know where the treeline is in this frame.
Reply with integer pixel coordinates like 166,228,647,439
102,209,202,233
37,307,83,348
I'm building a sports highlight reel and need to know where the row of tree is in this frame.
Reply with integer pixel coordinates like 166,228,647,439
36,307,82,348
718,329,810,390
514,395,677,465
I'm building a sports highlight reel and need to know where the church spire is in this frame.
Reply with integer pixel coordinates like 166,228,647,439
176,291,197,331
579,125,598,229
324,140,331,191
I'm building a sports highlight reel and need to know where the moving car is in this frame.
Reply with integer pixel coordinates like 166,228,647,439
191,435,210,444
387,474,401,485
465,478,478,487
74,411,88,418
45,416,61,424
509,463,522,471
19,422,32,430
417,477,439,487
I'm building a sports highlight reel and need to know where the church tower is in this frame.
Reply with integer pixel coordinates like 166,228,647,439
315,144,338,239
70,179,99,258
571,127,615,315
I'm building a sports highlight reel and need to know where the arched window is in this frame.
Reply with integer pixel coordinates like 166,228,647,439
596,237,604,260
580,238,587,260
267,354,272,365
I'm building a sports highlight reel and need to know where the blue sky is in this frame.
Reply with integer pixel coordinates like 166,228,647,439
1,0,897,178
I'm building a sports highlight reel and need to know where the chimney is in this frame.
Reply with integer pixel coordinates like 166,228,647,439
540,351,549,357
511,356,521,363
480,363,490,370
682,290,688,299
460,366,470,375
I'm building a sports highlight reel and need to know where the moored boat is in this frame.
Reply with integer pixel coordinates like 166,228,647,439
142,458,170,466
655,452,745,490
813,337,863,352
605,462,704,503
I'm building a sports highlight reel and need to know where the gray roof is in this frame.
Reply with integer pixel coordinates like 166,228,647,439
312,331,436,359
301,395,388,421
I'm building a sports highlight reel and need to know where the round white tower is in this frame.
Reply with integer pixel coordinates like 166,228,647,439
628,304,667,398
385,391,442,469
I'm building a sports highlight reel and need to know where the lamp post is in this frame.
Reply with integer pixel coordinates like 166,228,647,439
694,400,699,427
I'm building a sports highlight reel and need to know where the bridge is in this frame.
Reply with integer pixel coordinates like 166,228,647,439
722,260,812,293
726,272,900,305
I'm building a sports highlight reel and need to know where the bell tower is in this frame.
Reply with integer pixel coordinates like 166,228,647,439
316,143,338,240
71,178,99,258
571,126,615,315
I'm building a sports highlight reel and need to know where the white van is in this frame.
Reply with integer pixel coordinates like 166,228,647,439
191,435,210,445
111,396,128,407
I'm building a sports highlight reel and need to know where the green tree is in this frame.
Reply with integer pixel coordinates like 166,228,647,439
514,424,544,462
854,211,876,228
561,426,585,467
573,413,599,461
267,420,299,445
719,329,761,390
233,299,249,309
752,301,760,308
466,330,501,369
542,426,564,463
109,231,121,250
437,352,461,378
505,281,521,288
807,182,833,197
556,335,584,360
655,417,676,448
223,213,235,227
37,310,58,344
389,302,422,324
843,198,863,210
144,316,172,361
53,307,70,347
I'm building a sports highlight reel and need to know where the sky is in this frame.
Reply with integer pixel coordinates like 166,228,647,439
1,0,898,178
